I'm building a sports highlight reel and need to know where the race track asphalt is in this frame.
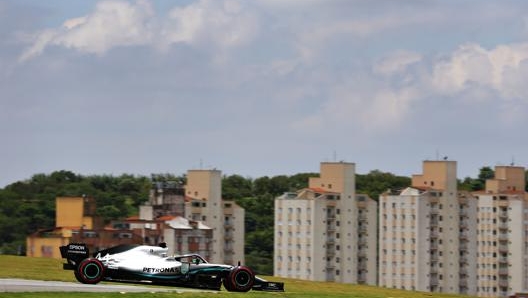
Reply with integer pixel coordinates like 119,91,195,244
0,278,211,293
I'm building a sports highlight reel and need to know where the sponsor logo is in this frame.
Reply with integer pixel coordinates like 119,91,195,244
68,245,86,250
143,267,180,274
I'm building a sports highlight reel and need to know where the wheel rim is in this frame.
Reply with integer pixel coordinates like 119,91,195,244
235,270,250,287
84,263,101,279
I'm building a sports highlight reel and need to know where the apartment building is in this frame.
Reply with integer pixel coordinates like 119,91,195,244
379,160,478,295
138,169,245,265
184,169,245,265
274,162,377,285
473,166,528,298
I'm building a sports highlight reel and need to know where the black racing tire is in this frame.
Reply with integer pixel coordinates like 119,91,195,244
223,276,234,291
225,266,255,292
75,258,105,284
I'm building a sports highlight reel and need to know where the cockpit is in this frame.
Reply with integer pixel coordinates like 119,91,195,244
174,254,208,265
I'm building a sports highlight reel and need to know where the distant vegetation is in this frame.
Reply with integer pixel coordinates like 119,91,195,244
0,166,509,275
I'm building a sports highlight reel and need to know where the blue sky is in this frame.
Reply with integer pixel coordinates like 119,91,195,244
2,0,528,187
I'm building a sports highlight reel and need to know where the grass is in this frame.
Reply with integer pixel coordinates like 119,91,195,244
0,255,476,298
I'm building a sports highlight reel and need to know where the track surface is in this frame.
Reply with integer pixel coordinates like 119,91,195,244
0,278,210,293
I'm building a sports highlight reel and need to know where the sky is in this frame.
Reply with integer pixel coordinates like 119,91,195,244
2,0,528,187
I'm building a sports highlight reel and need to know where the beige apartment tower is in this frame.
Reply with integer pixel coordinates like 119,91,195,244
474,166,528,298
379,160,477,295
185,169,245,265
274,162,377,285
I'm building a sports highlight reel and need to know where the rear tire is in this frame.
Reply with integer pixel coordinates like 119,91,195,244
224,266,254,292
75,258,104,284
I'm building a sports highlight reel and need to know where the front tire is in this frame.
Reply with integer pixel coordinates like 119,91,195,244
224,266,254,292
75,258,104,284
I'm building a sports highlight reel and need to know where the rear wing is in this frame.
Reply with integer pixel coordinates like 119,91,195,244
59,243,89,270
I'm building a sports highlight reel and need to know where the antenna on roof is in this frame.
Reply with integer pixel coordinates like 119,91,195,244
333,150,337,162
435,149,439,161
511,156,515,166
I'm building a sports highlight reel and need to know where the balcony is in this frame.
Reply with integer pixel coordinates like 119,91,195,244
430,266,438,274
459,209,468,217
498,268,508,276
459,267,468,276
430,277,439,286
499,245,508,253
459,279,468,287
358,274,367,283
358,237,367,246
430,242,438,251
358,262,367,271
358,225,368,234
326,273,335,282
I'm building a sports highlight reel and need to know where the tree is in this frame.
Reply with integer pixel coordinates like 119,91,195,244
356,170,411,200
222,175,252,200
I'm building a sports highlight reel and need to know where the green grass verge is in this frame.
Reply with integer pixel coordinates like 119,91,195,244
0,255,476,298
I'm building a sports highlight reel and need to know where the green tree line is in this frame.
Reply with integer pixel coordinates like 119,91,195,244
0,166,513,274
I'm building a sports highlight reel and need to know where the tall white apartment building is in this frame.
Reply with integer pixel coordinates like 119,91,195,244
379,160,478,295
473,166,528,298
185,169,245,265
274,162,377,285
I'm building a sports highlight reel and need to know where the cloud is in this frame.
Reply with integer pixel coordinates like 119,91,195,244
373,50,422,76
292,39,528,135
18,0,258,62
161,0,258,49
19,0,154,62
431,42,528,99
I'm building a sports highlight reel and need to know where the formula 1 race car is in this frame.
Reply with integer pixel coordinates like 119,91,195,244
59,243,284,292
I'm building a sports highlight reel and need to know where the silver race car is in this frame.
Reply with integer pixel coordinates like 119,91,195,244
60,243,284,292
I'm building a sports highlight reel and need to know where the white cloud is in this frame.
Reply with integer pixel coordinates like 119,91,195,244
373,50,422,76
326,85,419,132
292,39,528,135
19,0,154,61
161,0,258,49
431,42,528,99
18,0,258,62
